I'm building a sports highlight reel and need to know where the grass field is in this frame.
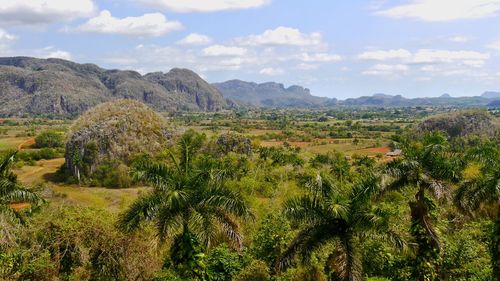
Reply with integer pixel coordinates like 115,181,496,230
1,114,400,214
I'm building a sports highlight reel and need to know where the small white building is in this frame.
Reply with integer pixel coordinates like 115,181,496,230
386,149,402,157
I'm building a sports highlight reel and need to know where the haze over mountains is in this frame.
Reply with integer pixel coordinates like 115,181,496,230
0,57,498,117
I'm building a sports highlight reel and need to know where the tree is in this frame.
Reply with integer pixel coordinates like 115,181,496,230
34,130,64,148
0,151,42,223
118,130,252,279
279,171,400,281
384,132,461,280
454,140,499,279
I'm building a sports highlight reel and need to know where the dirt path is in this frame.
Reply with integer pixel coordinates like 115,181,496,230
17,137,35,150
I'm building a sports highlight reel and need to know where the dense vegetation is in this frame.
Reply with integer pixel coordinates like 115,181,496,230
0,108,498,280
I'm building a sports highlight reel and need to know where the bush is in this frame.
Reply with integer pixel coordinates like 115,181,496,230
34,130,64,148
17,148,63,162
207,244,244,281
89,161,133,188
234,260,270,281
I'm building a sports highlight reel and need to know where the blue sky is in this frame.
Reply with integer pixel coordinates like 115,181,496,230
1,0,499,99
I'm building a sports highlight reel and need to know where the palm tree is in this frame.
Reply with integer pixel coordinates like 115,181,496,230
118,131,252,278
1,151,43,246
454,140,499,278
384,132,461,280
279,171,401,281
0,151,42,221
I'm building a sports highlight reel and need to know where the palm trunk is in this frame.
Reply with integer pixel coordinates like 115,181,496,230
410,186,441,281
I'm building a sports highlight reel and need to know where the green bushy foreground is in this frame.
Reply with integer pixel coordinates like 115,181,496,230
0,109,499,281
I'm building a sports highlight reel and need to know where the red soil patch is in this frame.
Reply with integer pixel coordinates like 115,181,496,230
9,202,31,211
17,138,35,150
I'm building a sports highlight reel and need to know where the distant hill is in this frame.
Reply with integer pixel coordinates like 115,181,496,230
213,79,330,108
0,57,227,117
214,79,498,108
340,93,495,107
481,91,500,99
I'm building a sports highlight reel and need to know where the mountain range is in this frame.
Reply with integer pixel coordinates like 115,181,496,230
0,57,498,117
212,80,330,107
214,81,499,108
0,57,227,116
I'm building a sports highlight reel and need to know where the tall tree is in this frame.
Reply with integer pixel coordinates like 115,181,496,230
279,171,401,281
385,132,461,281
454,140,499,279
118,131,252,279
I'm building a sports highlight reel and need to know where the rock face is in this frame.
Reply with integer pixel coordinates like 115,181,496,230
213,79,329,108
65,100,170,180
416,110,499,138
0,57,227,116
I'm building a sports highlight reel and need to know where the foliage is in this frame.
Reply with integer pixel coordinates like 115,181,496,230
251,214,293,271
280,170,400,281
0,151,42,229
207,244,244,281
216,133,252,155
118,130,252,278
34,130,64,148
233,260,271,281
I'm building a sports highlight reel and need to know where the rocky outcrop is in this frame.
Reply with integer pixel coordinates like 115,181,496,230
416,110,498,138
65,100,170,181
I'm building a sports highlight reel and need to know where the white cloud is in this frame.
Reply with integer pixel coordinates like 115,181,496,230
141,0,270,12
358,49,412,60
28,46,73,60
0,29,16,54
202,45,247,56
177,33,213,45
44,50,72,60
358,48,489,67
236,26,323,46
296,63,319,70
449,36,470,43
69,10,182,36
412,49,489,64
487,41,500,51
0,0,96,25
259,67,284,76
0,29,16,43
376,0,500,21
300,52,342,62
362,64,409,76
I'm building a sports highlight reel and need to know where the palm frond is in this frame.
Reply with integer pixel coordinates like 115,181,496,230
118,192,163,232
327,236,362,281
278,222,341,271
201,186,253,219
213,209,244,252
282,195,329,224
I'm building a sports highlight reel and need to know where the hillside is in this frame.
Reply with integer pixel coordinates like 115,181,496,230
0,57,227,117
213,79,330,107
340,93,495,107
214,79,498,108
416,110,499,138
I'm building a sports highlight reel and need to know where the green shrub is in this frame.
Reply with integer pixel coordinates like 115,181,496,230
34,130,64,148
207,244,244,281
234,260,270,281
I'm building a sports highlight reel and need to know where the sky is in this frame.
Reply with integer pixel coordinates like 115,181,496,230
0,0,500,99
